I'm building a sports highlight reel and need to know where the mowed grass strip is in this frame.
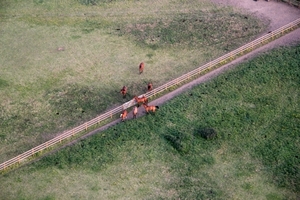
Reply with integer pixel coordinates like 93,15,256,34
1,45,299,199
0,0,266,163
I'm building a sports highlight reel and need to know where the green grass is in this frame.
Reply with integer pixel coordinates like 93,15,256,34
1,45,299,199
0,0,266,163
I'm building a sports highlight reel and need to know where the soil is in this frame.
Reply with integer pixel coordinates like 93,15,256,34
72,0,300,141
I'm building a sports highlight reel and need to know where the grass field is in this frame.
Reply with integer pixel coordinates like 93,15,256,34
0,0,266,163
0,44,299,199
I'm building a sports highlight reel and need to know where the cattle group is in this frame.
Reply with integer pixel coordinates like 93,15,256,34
120,62,159,122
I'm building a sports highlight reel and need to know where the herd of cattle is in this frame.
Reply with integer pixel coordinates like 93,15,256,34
120,62,159,122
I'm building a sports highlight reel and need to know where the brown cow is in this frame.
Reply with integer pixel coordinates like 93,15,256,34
134,95,148,106
147,82,153,91
120,86,127,98
143,103,159,114
139,62,145,74
120,110,128,122
133,106,138,119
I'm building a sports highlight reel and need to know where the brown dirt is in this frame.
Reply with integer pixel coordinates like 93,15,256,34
74,0,300,140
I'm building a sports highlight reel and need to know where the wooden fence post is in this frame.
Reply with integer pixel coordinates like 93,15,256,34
271,31,273,40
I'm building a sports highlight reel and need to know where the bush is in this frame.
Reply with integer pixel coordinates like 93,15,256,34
198,128,218,140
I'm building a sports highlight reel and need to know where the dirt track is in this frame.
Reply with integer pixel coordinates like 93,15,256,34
76,0,300,141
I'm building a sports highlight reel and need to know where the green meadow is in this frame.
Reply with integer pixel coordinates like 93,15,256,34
0,0,266,163
1,44,299,199
0,0,299,199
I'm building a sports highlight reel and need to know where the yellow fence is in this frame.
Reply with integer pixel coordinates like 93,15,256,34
1,18,300,172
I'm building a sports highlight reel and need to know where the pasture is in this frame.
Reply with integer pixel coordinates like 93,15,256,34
0,44,299,199
0,0,266,163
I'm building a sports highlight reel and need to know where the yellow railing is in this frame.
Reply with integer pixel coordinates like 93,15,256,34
1,18,299,172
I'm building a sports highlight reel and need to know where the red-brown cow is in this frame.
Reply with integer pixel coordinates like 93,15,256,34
139,62,145,74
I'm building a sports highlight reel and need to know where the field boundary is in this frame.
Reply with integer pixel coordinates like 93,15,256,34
1,18,300,172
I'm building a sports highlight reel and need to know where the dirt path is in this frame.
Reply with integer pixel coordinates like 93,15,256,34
72,0,300,142
211,0,300,29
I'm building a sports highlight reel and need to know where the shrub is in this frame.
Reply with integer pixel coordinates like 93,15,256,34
198,128,218,140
